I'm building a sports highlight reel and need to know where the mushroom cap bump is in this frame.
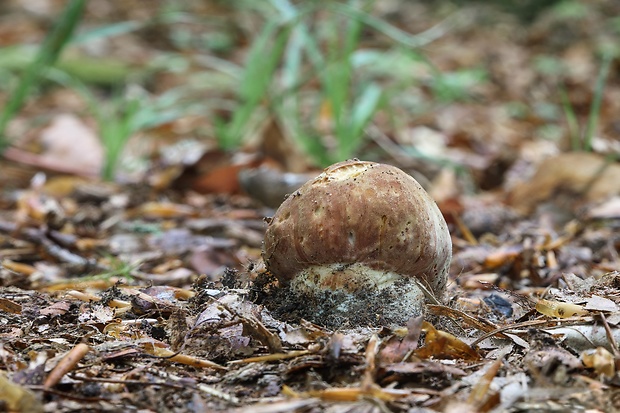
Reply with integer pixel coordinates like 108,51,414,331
262,160,452,326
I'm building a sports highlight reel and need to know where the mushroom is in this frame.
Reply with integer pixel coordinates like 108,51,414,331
262,159,452,327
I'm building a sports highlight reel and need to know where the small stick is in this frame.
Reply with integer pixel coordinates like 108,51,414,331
0,220,103,271
599,312,620,359
228,350,311,364
44,343,91,389
470,316,594,347
362,334,380,390
165,371,241,405
144,345,227,371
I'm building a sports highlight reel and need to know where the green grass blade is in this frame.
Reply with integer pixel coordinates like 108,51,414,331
71,20,145,45
270,0,298,20
0,0,85,151
218,21,290,150
239,21,286,102
340,83,382,158
583,53,613,152
72,11,194,46
328,2,462,49
322,13,361,135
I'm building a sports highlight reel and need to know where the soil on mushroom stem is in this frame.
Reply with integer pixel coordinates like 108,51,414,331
251,271,423,328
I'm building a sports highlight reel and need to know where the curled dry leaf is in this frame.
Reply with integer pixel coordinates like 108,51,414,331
415,321,481,361
581,347,615,377
378,316,423,364
466,358,503,411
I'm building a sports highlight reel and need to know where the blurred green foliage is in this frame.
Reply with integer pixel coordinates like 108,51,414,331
0,0,492,176
0,0,85,151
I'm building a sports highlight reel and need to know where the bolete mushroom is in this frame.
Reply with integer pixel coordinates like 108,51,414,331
262,160,452,327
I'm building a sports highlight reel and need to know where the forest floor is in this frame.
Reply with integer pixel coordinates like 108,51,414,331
1,1,620,412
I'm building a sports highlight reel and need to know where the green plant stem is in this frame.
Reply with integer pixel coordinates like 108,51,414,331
560,88,580,151
0,0,85,152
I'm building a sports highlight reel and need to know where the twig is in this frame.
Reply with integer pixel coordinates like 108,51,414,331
218,302,283,353
229,349,311,364
598,312,620,359
44,343,91,389
0,220,103,272
71,371,241,405
70,375,186,389
428,304,508,338
166,372,240,405
362,334,380,390
470,316,594,347
142,344,227,371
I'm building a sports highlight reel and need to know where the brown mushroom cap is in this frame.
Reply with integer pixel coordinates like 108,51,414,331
263,160,451,296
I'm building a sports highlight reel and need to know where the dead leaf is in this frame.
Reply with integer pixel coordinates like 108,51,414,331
378,316,423,364
581,347,615,377
545,324,620,353
509,152,620,215
174,150,261,194
134,202,195,219
380,360,467,381
467,359,502,412
415,321,481,361
0,297,22,314
587,196,620,219
39,301,71,316
38,114,103,176
584,295,618,312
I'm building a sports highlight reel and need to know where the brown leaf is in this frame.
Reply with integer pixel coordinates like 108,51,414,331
39,301,71,316
509,152,620,215
378,316,423,364
581,347,615,377
415,322,481,361
174,150,261,194
38,114,103,176
0,298,22,314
